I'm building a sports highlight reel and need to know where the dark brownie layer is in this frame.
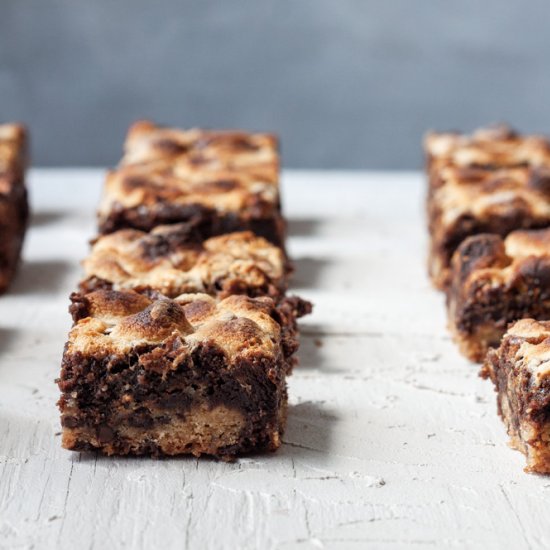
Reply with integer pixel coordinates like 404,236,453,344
98,200,286,249
58,340,287,458
58,289,299,458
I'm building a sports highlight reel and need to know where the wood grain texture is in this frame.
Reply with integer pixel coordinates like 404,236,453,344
0,169,549,550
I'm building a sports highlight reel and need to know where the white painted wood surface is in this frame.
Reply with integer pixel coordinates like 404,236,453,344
1,169,549,550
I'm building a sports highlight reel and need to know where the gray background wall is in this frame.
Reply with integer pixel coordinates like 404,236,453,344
1,1,549,168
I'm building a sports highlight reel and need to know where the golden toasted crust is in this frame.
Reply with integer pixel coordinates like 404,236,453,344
122,120,279,178
426,125,550,227
98,121,280,220
451,228,550,296
505,228,550,258
82,226,286,298
504,317,550,339
425,125,550,290
67,289,281,360
425,125,550,173
100,168,278,214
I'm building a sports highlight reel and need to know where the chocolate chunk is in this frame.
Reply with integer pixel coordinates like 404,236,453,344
128,410,154,429
61,416,79,428
97,425,115,443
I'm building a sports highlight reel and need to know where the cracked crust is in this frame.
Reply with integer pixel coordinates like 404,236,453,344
58,289,295,458
482,319,550,473
67,289,283,357
425,125,550,289
82,225,287,300
121,120,278,176
97,121,285,246
0,123,28,293
448,228,550,362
